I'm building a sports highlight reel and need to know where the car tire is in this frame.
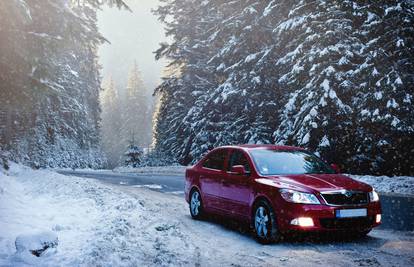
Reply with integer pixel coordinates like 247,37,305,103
189,189,204,219
253,199,280,244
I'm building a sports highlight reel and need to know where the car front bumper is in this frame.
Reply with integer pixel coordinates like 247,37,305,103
276,201,382,232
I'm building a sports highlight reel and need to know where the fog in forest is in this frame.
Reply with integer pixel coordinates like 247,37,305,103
97,0,167,167
98,0,167,92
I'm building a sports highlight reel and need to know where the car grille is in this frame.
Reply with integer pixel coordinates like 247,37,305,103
321,191,369,206
320,217,374,229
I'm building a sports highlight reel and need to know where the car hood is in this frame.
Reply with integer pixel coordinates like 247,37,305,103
267,173,372,193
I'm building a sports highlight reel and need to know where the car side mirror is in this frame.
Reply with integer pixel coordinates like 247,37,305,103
230,165,247,175
330,164,341,174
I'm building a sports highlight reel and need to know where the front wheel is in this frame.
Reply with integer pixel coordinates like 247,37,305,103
253,200,280,244
189,189,203,219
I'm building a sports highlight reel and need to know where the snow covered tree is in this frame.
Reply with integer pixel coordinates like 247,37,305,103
351,1,414,175
153,0,219,164
153,0,414,175
101,78,124,167
121,62,151,148
154,0,287,162
273,1,362,168
186,0,281,161
0,0,129,168
274,1,414,175
124,143,143,167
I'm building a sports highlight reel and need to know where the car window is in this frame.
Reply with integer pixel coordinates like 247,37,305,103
202,150,226,170
249,149,335,175
227,150,250,173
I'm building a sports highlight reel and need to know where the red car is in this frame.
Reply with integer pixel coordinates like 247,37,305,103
185,145,382,243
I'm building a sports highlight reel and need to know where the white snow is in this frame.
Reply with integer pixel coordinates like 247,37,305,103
385,3,402,16
321,79,330,91
1,164,414,266
391,117,400,127
252,76,261,84
396,39,404,47
350,174,414,196
301,132,310,144
319,135,330,147
374,91,383,100
14,231,58,263
15,232,58,254
338,56,349,65
132,184,163,190
386,99,399,108
395,77,403,85
263,0,277,17
309,107,318,117
244,53,258,63
361,109,370,116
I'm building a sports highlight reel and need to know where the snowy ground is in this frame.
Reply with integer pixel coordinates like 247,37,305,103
1,164,414,266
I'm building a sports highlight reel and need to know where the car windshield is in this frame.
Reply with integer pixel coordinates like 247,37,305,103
249,149,335,175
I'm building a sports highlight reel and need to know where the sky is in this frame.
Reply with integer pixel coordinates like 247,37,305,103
97,0,167,94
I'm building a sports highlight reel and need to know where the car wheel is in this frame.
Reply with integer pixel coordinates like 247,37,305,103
253,200,279,244
189,189,203,219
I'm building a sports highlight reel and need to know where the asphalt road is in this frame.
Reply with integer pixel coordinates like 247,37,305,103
58,170,414,231
59,170,184,193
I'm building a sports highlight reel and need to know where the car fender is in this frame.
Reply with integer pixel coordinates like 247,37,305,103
249,185,280,222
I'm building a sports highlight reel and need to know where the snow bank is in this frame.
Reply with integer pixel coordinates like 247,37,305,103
350,174,414,196
0,163,146,266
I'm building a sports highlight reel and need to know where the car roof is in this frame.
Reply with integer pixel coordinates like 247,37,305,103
218,144,305,151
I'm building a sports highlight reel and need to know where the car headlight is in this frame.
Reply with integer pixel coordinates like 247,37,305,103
369,189,379,202
279,189,320,204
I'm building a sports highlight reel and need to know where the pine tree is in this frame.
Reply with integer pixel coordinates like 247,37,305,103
121,61,151,148
0,0,129,168
124,142,143,168
187,0,280,161
273,1,363,168
101,78,123,167
153,0,233,163
153,0,414,175
351,1,414,175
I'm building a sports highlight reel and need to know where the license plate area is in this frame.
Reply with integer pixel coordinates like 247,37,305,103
335,208,367,218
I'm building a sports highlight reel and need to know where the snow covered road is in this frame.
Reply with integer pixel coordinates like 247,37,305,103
59,169,414,231
57,170,185,194
1,165,414,266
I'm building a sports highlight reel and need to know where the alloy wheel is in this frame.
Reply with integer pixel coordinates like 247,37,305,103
255,206,269,238
190,191,201,217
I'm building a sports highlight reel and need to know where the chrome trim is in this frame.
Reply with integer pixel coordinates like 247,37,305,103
319,190,369,207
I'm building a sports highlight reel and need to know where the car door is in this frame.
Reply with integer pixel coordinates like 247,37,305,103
220,149,253,219
198,149,227,212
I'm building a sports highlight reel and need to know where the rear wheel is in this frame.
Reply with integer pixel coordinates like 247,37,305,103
189,189,203,219
253,200,280,244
